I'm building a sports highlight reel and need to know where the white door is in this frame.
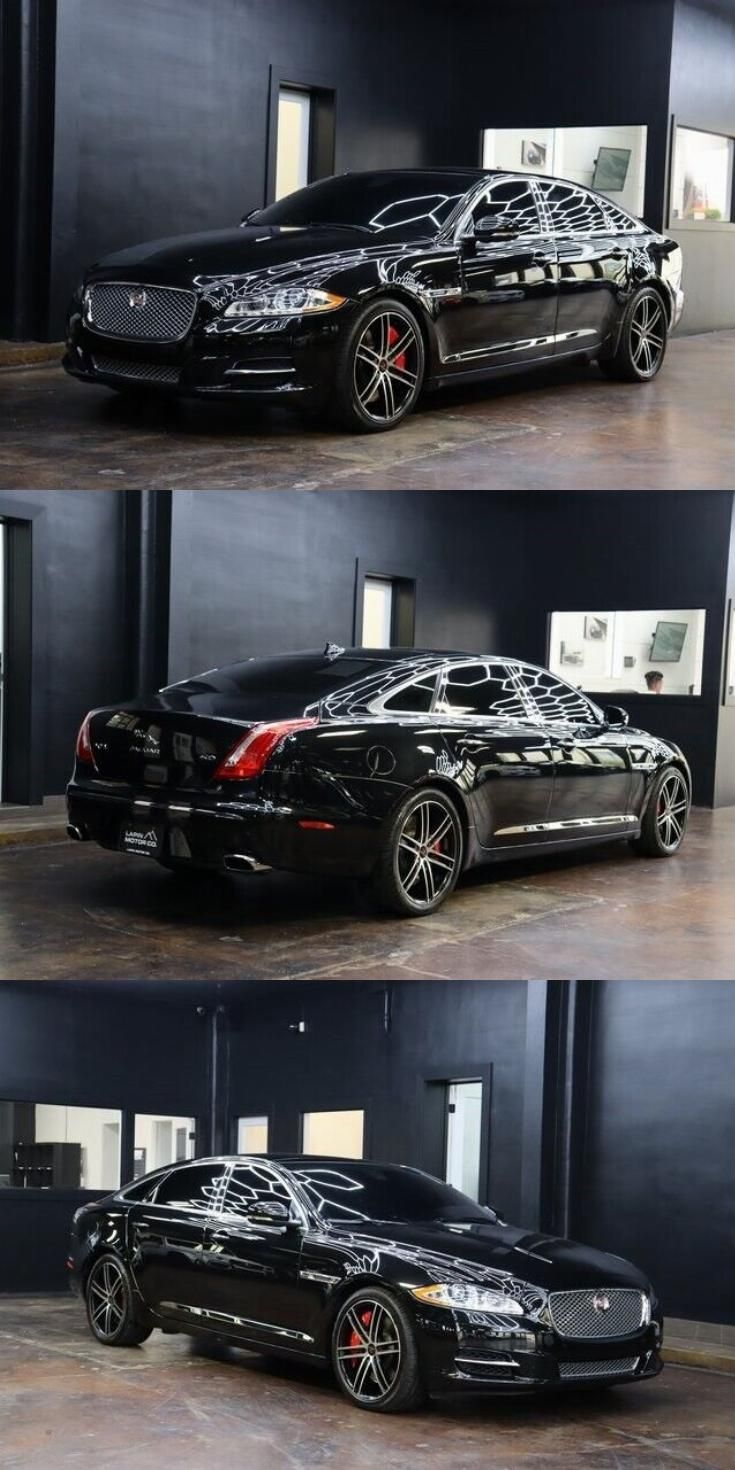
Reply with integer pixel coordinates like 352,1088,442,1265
445,1081,483,1201
276,88,311,201
362,577,393,648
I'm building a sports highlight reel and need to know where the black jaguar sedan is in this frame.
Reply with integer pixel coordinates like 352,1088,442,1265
68,1155,663,1412
66,645,692,917
63,167,684,431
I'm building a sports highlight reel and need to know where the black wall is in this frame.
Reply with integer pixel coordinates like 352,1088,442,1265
0,978,733,1325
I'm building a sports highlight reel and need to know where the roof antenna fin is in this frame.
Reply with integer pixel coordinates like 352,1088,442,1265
324,642,345,660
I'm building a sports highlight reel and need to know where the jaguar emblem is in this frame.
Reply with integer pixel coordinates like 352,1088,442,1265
129,288,147,310
592,1293,611,1314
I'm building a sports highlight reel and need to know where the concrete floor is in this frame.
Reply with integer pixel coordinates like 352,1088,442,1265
1,807,733,981
0,1298,732,1470
1,331,734,491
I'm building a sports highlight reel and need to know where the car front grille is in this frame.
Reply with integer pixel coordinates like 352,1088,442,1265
92,355,181,386
85,282,196,341
558,1357,639,1380
549,1289,645,1340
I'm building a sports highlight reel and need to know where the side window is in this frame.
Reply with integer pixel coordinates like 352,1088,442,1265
518,669,597,725
540,183,609,236
154,1164,227,1213
382,674,437,714
471,179,541,238
437,663,528,719
603,200,645,235
222,1163,292,1220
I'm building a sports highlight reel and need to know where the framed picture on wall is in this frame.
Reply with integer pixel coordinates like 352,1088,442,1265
522,140,547,168
584,615,609,642
560,642,584,666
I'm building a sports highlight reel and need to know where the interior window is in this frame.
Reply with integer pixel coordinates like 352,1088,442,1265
539,182,609,235
518,668,597,725
437,663,528,718
222,1163,292,1218
471,179,541,237
382,675,437,713
154,1163,228,1213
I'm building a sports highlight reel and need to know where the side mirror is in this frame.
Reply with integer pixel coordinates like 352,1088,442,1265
242,1199,297,1229
240,208,258,226
473,212,517,242
604,705,630,728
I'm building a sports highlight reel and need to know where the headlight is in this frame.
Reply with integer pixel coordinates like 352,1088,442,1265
224,287,346,318
410,1283,524,1314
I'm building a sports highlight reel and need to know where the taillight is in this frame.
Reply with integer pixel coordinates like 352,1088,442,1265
214,718,317,781
75,712,95,765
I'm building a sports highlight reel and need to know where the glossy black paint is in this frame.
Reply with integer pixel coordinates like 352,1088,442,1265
63,169,683,416
66,646,691,894
68,1154,663,1397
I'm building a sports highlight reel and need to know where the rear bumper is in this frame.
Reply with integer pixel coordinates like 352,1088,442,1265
66,782,380,878
63,305,349,405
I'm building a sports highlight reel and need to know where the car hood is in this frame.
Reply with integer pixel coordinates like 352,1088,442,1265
88,223,378,281
327,1218,650,1294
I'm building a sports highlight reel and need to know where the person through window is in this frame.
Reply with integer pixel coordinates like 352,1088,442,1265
645,670,664,694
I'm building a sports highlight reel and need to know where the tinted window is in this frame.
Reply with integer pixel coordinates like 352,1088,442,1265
518,669,597,725
222,1164,292,1219
382,675,437,713
294,1162,494,1225
253,172,481,236
540,182,609,235
437,663,528,719
471,178,541,237
604,200,645,234
154,1164,227,1213
120,1171,169,1202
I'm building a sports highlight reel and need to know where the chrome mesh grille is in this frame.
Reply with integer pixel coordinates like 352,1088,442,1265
549,1289,644,1340
92,355,181,386
559,1357,638,1380
86,283,196,341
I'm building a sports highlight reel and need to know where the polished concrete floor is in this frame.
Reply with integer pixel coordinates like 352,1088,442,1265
0,1298,732,1470
1,331,734,491
1,807,733,981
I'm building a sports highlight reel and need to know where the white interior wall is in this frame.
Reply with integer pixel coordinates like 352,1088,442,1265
548,609,706,695
134,1114,196,1173
483,126,647,216
34,1105,122,1189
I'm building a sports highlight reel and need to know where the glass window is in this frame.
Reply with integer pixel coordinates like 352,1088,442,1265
302,1109,364,1159
237,1116,269,1154
671,127,734,224
548,611,706,697
222,1163,292,1219
134,1115,196,1177
154,1163,228,1213
538,182,610,235
294,1161,494,1225
471,178,541,238
518,669,598,725
482,126,647,218
0,1102,122,1190
436,663,527,719
382,675,437,714
254,171,483,236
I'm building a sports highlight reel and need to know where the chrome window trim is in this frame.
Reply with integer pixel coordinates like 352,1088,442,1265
366,664,445,717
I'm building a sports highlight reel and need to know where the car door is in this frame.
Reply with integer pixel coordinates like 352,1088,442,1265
445,177,558,370
127,1161,229,1322
517,667,634,834
200,1162,313,1349
433,660,557,849
535,181,630,351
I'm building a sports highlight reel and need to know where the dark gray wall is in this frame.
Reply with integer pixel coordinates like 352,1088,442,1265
669,0,735,331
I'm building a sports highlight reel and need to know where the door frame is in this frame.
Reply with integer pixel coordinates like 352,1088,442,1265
419,1064,493,1206
0,497,47,805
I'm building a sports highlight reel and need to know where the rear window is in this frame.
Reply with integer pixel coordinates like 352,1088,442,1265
169,655,382,699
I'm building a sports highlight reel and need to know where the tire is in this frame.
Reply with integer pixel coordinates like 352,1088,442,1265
332,296,426,432
85,1254,152,1347
632,765,690,858
599,286,668,383
371,787,463,917
331,1286,426,1413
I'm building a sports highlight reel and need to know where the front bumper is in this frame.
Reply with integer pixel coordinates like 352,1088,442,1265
63,299,350,405
66,781,380,878
418,1305,663,1396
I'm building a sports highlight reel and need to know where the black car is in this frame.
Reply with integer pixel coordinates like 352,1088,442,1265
63,168,684,432
68,1155,663,1412
66,646,692,917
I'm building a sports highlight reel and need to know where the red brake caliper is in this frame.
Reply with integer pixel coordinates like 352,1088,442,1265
348,1307,373,1353
388,324,407,372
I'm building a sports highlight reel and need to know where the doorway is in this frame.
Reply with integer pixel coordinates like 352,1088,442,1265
445,1080,483,1200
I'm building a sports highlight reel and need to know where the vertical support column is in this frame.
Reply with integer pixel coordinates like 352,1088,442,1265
0,0,56,339
124,491,173,697
519,980,594,1234
205,1004,230,1157
519,980,550,1230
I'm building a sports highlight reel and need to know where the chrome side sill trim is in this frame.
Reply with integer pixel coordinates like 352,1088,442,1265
442,328,598,365
160,1301,313,1342
495,814,637,838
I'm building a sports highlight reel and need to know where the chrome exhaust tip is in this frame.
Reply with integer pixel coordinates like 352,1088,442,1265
223,853,271,874
66,823,88,842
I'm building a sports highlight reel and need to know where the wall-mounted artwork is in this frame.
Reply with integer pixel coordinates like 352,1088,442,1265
522,140,547,169
584,615,609,642
560,642,584,666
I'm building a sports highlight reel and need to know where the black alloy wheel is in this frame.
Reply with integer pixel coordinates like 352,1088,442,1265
634,766,690,857
334,297,425,431
332,1287,424,1412
85,1254,152,1346
599,286,668,382
372,787,463,916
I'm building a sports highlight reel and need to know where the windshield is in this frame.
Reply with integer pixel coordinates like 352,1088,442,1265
250,172,482,237
293,1162,495,1225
